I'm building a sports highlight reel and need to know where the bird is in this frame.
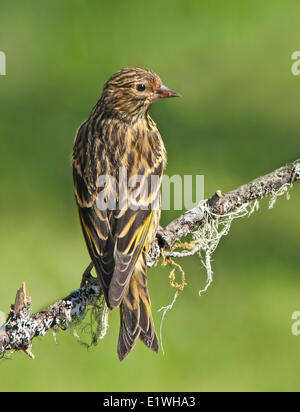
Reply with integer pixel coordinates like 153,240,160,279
72,67,180,360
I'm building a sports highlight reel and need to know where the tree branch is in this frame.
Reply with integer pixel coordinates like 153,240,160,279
151,158,300,256
1,158,299,358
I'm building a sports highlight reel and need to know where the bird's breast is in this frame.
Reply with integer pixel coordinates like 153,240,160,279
86,115,167,194
123,118,166,174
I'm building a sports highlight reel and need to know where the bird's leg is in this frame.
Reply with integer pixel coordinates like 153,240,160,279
80,262,94,288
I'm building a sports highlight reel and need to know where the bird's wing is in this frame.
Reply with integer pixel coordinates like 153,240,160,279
74,160,160,310
107,168,162,308
73,120,120,303
73,162,114,300
108,206,154,308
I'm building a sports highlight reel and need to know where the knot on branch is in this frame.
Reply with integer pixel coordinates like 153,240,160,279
1,283,36,358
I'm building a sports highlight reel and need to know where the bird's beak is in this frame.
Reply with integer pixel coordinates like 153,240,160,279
154,84,181,100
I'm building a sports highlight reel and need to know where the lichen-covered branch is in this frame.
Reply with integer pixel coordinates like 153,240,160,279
0,159,299,358
0,275,102,358
151,158,300,257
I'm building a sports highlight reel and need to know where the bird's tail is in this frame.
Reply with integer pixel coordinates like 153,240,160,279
117,255,159,361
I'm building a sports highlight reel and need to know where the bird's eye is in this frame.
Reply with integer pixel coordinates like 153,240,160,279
136,83,146,92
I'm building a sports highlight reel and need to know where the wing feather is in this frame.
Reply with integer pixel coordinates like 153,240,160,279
108,210,153,308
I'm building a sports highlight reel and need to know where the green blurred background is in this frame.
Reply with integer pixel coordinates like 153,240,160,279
0,0,300,392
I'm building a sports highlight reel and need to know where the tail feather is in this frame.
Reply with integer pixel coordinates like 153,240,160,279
118,320,140,360
140,324,159,352
117,260,159,361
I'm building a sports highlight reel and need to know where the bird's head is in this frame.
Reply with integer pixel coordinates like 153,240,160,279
98,67,180,121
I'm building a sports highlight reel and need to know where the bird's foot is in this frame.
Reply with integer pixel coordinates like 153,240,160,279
80,262,94,288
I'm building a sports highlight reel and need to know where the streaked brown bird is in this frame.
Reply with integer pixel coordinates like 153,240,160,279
72,67,180,360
